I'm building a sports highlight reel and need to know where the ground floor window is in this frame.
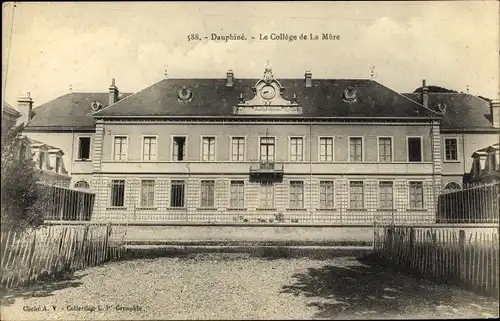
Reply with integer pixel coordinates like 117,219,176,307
230,181,245,208
140,180,155,207
378,181,394,209
170,180,185,207
289,181,304,209
200,180,215,208
259,183,274,209
409,181,424,209
110,180,125,207
349,181,364,209
319,181,334,209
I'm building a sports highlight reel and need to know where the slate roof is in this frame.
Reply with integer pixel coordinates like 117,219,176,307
3,101,20,117
25,92,132,130
94,78,439,119
402,93,496,130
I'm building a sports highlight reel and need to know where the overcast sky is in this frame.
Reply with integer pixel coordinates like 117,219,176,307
2,1,499,107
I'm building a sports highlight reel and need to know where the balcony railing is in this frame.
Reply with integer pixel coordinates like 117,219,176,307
249,161,284,182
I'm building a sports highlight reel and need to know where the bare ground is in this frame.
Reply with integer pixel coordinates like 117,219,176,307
1,254,498,320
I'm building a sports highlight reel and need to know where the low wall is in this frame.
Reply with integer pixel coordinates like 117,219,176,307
124,225,374,245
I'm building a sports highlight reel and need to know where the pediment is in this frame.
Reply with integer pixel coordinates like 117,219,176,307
234,66,302,115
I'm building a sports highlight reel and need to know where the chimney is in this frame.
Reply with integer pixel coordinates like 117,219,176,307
490,99,500,128
421,79,429,108
17,92,34,125
305,70,312,88
226,70,234,87
109,78,119,105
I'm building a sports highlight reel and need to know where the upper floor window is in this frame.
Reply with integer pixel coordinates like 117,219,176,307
78,137,91,160
289,137,303,162
55,157,61,174
231,137,245,161
113,136,128,161
407,137,422,162
142,136,157,161
202,137,215,161
319,137,333,162
260,137,275,162
173,136,186,161
38,152,45,169
349,137,363,162
378,137,393,163
444,138,458,161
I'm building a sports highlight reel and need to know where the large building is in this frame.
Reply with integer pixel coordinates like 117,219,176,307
18,67,500,223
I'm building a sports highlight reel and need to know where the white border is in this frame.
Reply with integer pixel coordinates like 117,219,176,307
443,136,459,162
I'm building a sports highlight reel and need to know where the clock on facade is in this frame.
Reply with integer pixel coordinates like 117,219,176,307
261,85,276,100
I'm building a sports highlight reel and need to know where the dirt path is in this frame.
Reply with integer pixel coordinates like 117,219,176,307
1,254,498,320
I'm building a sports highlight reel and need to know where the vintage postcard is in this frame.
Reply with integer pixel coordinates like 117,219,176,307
1,1,499,320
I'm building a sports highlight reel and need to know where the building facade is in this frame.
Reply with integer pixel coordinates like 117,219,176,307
18,67,500,224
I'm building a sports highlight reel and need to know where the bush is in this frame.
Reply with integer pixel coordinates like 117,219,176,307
1,124,49,232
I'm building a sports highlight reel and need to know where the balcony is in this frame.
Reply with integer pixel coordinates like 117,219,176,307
249,161,284,182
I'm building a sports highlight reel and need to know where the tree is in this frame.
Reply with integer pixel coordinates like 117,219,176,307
1,124,49,231
413,86,458,93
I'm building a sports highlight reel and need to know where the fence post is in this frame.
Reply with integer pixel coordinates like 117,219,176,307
409,228,415,270
27,231,37,284
459,229,465,283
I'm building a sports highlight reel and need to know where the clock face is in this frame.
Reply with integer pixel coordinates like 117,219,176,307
261,85,276,100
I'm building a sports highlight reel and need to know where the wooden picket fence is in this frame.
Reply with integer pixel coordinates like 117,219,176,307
0,223,127,289
373,225,499,297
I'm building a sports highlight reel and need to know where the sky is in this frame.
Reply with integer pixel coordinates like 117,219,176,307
2,1,499,108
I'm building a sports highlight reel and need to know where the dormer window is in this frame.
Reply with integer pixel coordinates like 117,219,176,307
55,157,61,174
38,152,45,170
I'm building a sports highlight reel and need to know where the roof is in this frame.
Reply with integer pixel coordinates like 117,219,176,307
474,143,499,154
94,78,439,119
3,101,20,117
25,92,132,130
402,93,496,130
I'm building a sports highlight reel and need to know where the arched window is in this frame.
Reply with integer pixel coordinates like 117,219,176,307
445,182,461,191
74,181,90,189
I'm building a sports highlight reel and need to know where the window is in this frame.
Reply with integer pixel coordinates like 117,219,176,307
349,181,364,209
378,181,394,209
140,180,155,207
19,144,27,160
74,181,90,189
409,181,424,209
319,137,333,162
78,137,91,160
38,152,45,169
319,181,334,209
260,137,275,162
113,136,128,160
444,182,461,191
349,137,363,162
200,180,215,208
289,181,304,209
230,181,245,208
378,137,392,162
202,137,215,161
407,137,422,162
289,137,303,161
259,183,274,208
142,136,157,161
231,137,245,161
110,180,125,207
170,180,185,207
173,136,186,161
444,138,458,161
55,157,61,174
